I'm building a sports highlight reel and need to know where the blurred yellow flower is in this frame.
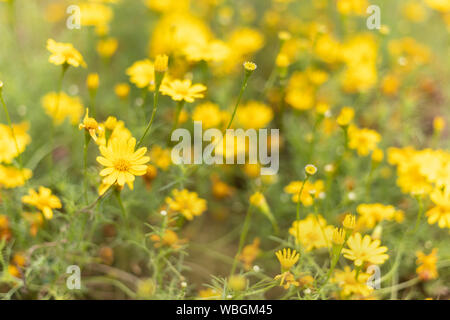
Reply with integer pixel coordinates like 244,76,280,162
41,92,84,125
238,238,261,270
333,266,373,298
160,79,207,103
348,125,381,156
192,102,223,129
97,38,118,58
236,101,273,129
46,39,86,68
22,186,62,220
184,40,230,62
284,180,324,206
0,165,32,188
165,189,207,221
126,59,155,89
113,83,129,100
289,214,333,251
416,248,439,280
426,188,450,228
0,122,30,164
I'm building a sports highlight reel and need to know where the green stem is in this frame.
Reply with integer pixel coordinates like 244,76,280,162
226,73,250,130
168,100,185,144
413,196,424,232
137,84,161,148
230,206,253,276
114,189,128,221
83,132,90,204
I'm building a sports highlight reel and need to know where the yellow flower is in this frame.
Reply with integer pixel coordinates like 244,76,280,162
381,74,400,96
348,125,381,156
343,213,356,230
46,39,86,68
184,40,230,62
79,108,101,141
426,188,450,228
150,229,185,249
96,137,150,190
41,92,84,125
160,79,207,103
96,119,132,147
289,214,333,251
0,165,32,188
416,248,439,280
433,116,445,132
211,175,234,199
149,145,172,171
96,38,118,58
192,102,223,129
23,212,44,237
305,164,317,176
284,180,324,206
114,83,130,100
332,227,346,246
126,59,155,89
86,73,99,90
22,186,62,220
402,1,427,22
238,238,261,270
165,189,207,220
356,203,404,229
243,61,257,71
342,232,389,267
0,122,31,164
236,101,273,129
276,53,290,68
337,0,369,15
371,148,384,163
333,266,373,298
154,54,169,73
275,248,300,272
228,275,247,292
274,271,299,289
79,2,113,35
424,0,450,12
336,107,355,127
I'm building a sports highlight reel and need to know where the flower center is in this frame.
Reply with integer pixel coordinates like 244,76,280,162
114,159,130,172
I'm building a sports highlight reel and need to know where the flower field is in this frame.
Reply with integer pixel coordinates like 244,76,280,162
0,0,449,300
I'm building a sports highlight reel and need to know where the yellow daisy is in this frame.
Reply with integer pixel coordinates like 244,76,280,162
342,232,389,267
96,137,150,190
160,79,206,103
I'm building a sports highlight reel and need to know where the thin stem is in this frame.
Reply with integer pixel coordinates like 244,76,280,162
137,84,161,148
114,189,128,220
295,176,309,222
168,100,185,144
83,132,90,204
413,196,424,232
226,73,250,130
230,206,253,276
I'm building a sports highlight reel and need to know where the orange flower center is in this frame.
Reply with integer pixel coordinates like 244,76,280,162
114,159,130,172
